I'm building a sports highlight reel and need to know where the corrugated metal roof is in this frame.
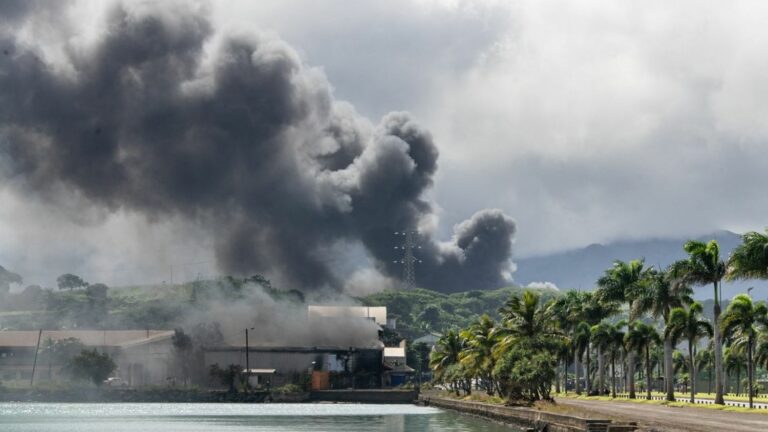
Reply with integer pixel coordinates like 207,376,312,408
0,330,174,348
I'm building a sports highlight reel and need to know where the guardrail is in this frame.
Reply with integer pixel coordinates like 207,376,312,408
610,393,768,409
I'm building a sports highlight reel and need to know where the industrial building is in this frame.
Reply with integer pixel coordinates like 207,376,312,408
0,330,174,386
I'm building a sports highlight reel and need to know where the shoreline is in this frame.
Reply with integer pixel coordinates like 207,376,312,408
419,394,637,432
0,388,418,404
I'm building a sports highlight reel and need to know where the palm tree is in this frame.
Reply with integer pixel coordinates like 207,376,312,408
721,294,768,408
728,229,768,282
673,350,690,392
625,321,661,400
430,329,465,395
591,320,626,398
578,293,619,394
496,290,560,345
695,347,714,395
724,347,746,397
669,240,727,404
591,322,612,394
460,315,499,395
633,268,692,401
597,259,651,398
665,302,713,402
609,321,627,397
573,321,591,395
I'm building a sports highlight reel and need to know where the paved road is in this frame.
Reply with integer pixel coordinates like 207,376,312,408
555,397,768,432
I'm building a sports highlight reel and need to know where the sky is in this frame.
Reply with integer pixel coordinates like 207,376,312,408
1,0,768,290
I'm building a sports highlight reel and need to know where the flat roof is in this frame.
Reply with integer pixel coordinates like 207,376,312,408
243,368,276,374
307,305,387,325
0,330,174,348
384,347,405,358
206,346,383,354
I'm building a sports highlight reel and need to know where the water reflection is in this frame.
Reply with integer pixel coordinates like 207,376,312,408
0,403,519,431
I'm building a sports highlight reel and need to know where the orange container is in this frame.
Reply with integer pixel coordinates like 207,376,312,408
311,371,330,390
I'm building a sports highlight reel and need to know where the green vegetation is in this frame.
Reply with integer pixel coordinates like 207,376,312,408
360,286,559,338
430,228,768,409
65,349,116,387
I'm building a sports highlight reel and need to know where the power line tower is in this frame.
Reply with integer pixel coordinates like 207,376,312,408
394,230,421,290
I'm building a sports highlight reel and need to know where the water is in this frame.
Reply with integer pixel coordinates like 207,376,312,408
0,402,520,431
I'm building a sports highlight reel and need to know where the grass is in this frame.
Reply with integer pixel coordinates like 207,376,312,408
555,392,768,414
643,390,768,403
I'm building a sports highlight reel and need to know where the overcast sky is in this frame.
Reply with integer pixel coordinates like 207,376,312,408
2,0,768,288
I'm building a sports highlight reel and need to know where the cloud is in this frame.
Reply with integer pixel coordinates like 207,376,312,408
0,1,515,292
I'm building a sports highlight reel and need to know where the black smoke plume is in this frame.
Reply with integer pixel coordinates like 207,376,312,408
0,2,516,292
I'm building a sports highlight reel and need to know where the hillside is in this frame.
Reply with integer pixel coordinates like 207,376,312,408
513,230,754,298
359,285,559,339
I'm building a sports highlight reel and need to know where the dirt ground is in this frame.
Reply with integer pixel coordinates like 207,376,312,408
555,397,768,432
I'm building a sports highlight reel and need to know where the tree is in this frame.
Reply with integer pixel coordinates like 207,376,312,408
665,302,712,402
0,265,22,295
430,329,466,395
496,290,561,349
665,302,711,402
573,322,591,395
597,259,651,398
669,240,727,404
724,347,746,396
493,342,557,402
418,305,442,331
591,320,626,397
632,268,692,401
209,363,243,393
43,337,85,381
695,347,714,394
728,229,768,282
590,322,612,394
625,321,661,400
459,315,499,395
66,349,116,386
56,273,88,291
721,294,768,408
407,341,432,382
172,328,194,386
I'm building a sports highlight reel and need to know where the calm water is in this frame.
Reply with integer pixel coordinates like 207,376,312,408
0,402,519,431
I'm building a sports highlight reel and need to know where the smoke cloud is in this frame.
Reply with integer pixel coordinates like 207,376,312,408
0,2,515,293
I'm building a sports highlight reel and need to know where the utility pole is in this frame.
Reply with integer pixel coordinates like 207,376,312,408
30,329,42,387
394,230,421,290
245,328,250,391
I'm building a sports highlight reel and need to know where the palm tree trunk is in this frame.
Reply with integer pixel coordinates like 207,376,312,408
556,360,561,394
598,346,605,394
708,364,712,394
646,345,652,400
575,349,581,395
628,350,636,398
713,282,724,404
585,346,591,394
564,358,569,395
611,353,617,398
664,335,675,401
748,338,754,409
689,340,696,403
736,368,741,397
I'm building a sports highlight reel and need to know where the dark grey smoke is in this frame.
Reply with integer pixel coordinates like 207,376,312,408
0,2,515,293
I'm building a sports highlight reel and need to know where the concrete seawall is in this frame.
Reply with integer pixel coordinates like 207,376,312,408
420,396,637,432
310,389,418,403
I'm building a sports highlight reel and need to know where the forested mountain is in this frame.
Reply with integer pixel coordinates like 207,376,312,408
513,230,755,298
